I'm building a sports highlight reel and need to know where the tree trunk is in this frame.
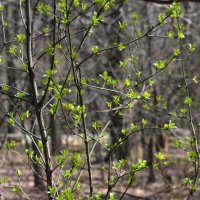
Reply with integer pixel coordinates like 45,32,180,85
32,136,45,190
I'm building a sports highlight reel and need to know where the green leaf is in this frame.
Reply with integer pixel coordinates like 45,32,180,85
8,45,17,55
164,161,170,167
154,152,165,161
124,79,131,88
119,159,127,166
166,2,182,18
166,31,174,38
149,80,155,86
136,71,142,77
15,92,24,99
91,121,102,130
20,110,30,121
71,153,81,168
11,186,20,193
177,30,185,39
131,123,137,131
5,140,16,150
44,69,57,78
173,48,181,57
0,55,5,64
142,119,147,127
25,149,34,159
121,128,128,136
48,187,56,196
126,175,136,185
135,28,141,38
91,45,99,54
163,120,177,130
138,159,147,169
189,43,196,53
0,176,8,184
119,60,127,70
158,14,164,23
184,97,192,106
153,60,166,70
7,118,15,126
91,11,104,26
131,163,138,173
170,111,177,117
16,169,21,177
113,95,120,104
156,96,162,102
63,170,72,179
16,34,26,43
81,3,87,12
131,12,138,26
102,71,108,80
187,151,196,161
73,0,79,7
153,163,159,170
113,162,120,171
0,84,8,92
118,21,126,30
37,3,52,15
44,44,54,55
109,193,116,200
118,43,125,51
130,55,138,64
0,5,5,12
143,91,151,100
180,108,187,114
56,149,68,168
184,177,192,186
58,188,74,200
94,192,102,200
174,139,183,148
43,27,49,34
192,76,198,84
38,140,43,150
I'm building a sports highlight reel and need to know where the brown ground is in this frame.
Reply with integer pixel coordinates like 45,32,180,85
0,146,200,200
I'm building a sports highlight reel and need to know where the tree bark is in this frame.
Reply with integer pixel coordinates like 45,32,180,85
26,1,53,199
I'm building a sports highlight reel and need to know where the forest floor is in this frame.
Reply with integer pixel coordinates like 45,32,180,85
0,143,200,200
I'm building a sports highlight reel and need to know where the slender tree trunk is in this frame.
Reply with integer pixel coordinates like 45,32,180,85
32,135,45,190
26,1,53,199
146,4,156,183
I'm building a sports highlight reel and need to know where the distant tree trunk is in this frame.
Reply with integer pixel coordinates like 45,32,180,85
145,4,166,182
6,5,17,134
106,4,130,160
90,100,103,163
146,4,156,183
147,135,155,182
110,113,127,159
146,86,156,182
50,0,61,156
51,114,61,156
141,128,148,161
